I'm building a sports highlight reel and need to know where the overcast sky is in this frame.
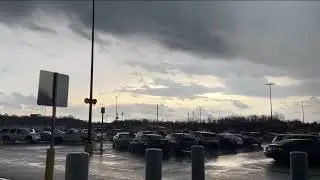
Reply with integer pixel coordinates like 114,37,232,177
1,1,320,122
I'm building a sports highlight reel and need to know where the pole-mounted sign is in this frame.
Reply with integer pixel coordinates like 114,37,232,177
37,70,69,180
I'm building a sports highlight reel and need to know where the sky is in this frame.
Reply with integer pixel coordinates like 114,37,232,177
1,1,320,122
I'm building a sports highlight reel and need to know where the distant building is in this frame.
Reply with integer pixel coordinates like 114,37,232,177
30,114,41,117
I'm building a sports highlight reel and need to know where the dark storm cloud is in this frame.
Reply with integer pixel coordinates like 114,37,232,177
0,1,236,58
2,1,320,79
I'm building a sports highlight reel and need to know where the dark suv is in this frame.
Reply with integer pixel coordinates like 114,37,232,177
264,138,320,164
129,134,170,154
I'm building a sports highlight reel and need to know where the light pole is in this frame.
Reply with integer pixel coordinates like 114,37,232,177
84,0,96,154
265,83,275,120
193,110,195,121
115,96,119,120
199,107,202,123
100,107,105,155
156,104,159,123
301,100,305,123
187,113,190,122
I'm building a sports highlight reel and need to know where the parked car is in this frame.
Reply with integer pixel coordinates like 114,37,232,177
80,129,97,141
155,130,167,137
63,129,85,142
129,134,170,154
264,138,320,163
191,131,219,149
35,129,51,142
166,133,197,152
272,134,320,144
135,131,156,137
236,133,262,147
0,128,40,144
52,129,65,144
218,133,244,149
107,129,124,141
112,132,135,150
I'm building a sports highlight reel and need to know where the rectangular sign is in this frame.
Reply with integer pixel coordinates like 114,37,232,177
37,70,69,107
101,107,105,114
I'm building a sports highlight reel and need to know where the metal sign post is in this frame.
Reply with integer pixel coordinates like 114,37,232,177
100,107,105,155
37,70,69,180
50,73,58,149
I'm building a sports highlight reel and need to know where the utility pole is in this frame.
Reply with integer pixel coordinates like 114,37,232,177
100,107,105,155
265,83,275,120
156,104,159,123
84,0,96,155
115,96,119,120
187,113,190,122
302,100,305,123
193,110,195,121
199,107,202,123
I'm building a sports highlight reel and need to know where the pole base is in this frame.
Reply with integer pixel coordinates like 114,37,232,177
44,148,56,180
85,143,94,155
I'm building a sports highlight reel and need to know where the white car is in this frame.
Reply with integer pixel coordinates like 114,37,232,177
62,129,97,142
0,128,40,144
63,129,84,142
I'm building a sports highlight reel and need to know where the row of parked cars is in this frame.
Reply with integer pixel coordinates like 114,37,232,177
112,130,263,155
0,128,99,144
264,133,320,164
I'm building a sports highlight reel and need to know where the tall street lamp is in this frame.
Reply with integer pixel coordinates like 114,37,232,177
115,96,119,120
265,83,275,120
84,0,96,154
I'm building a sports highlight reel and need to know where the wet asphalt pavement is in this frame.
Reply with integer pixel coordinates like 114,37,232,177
0,143,320,180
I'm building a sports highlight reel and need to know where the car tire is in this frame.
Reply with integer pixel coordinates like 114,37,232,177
2,136,10,144
130,145,135,153
26,136,33,144
55,137,63,144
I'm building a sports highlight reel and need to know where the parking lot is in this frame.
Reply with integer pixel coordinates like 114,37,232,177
0,143,319,180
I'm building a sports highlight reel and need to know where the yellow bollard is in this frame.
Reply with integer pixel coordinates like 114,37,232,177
44,148,55,180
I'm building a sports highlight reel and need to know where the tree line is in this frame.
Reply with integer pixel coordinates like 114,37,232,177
0,113,319,133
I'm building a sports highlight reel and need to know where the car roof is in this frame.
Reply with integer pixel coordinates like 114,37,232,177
144,134,162,137
195,131,214,134
117,132,131,135
277,134,319,137
274,138,314,145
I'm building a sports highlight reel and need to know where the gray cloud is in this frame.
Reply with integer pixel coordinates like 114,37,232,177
120,78,223,99
0,91,37,110
232,100,250,109
0,68,7,73
2,2,320,79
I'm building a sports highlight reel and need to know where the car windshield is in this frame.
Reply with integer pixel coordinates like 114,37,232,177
145,134,163,140
142,131,155,135
119,134,134,139
275,139,311,145
201,133,216,137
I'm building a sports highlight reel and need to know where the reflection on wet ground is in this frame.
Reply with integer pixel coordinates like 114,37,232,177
0,143,319,180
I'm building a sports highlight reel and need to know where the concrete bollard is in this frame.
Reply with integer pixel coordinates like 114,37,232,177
290,151,308,180
65,153,89,180
145,148,162,180
192,145,205,180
